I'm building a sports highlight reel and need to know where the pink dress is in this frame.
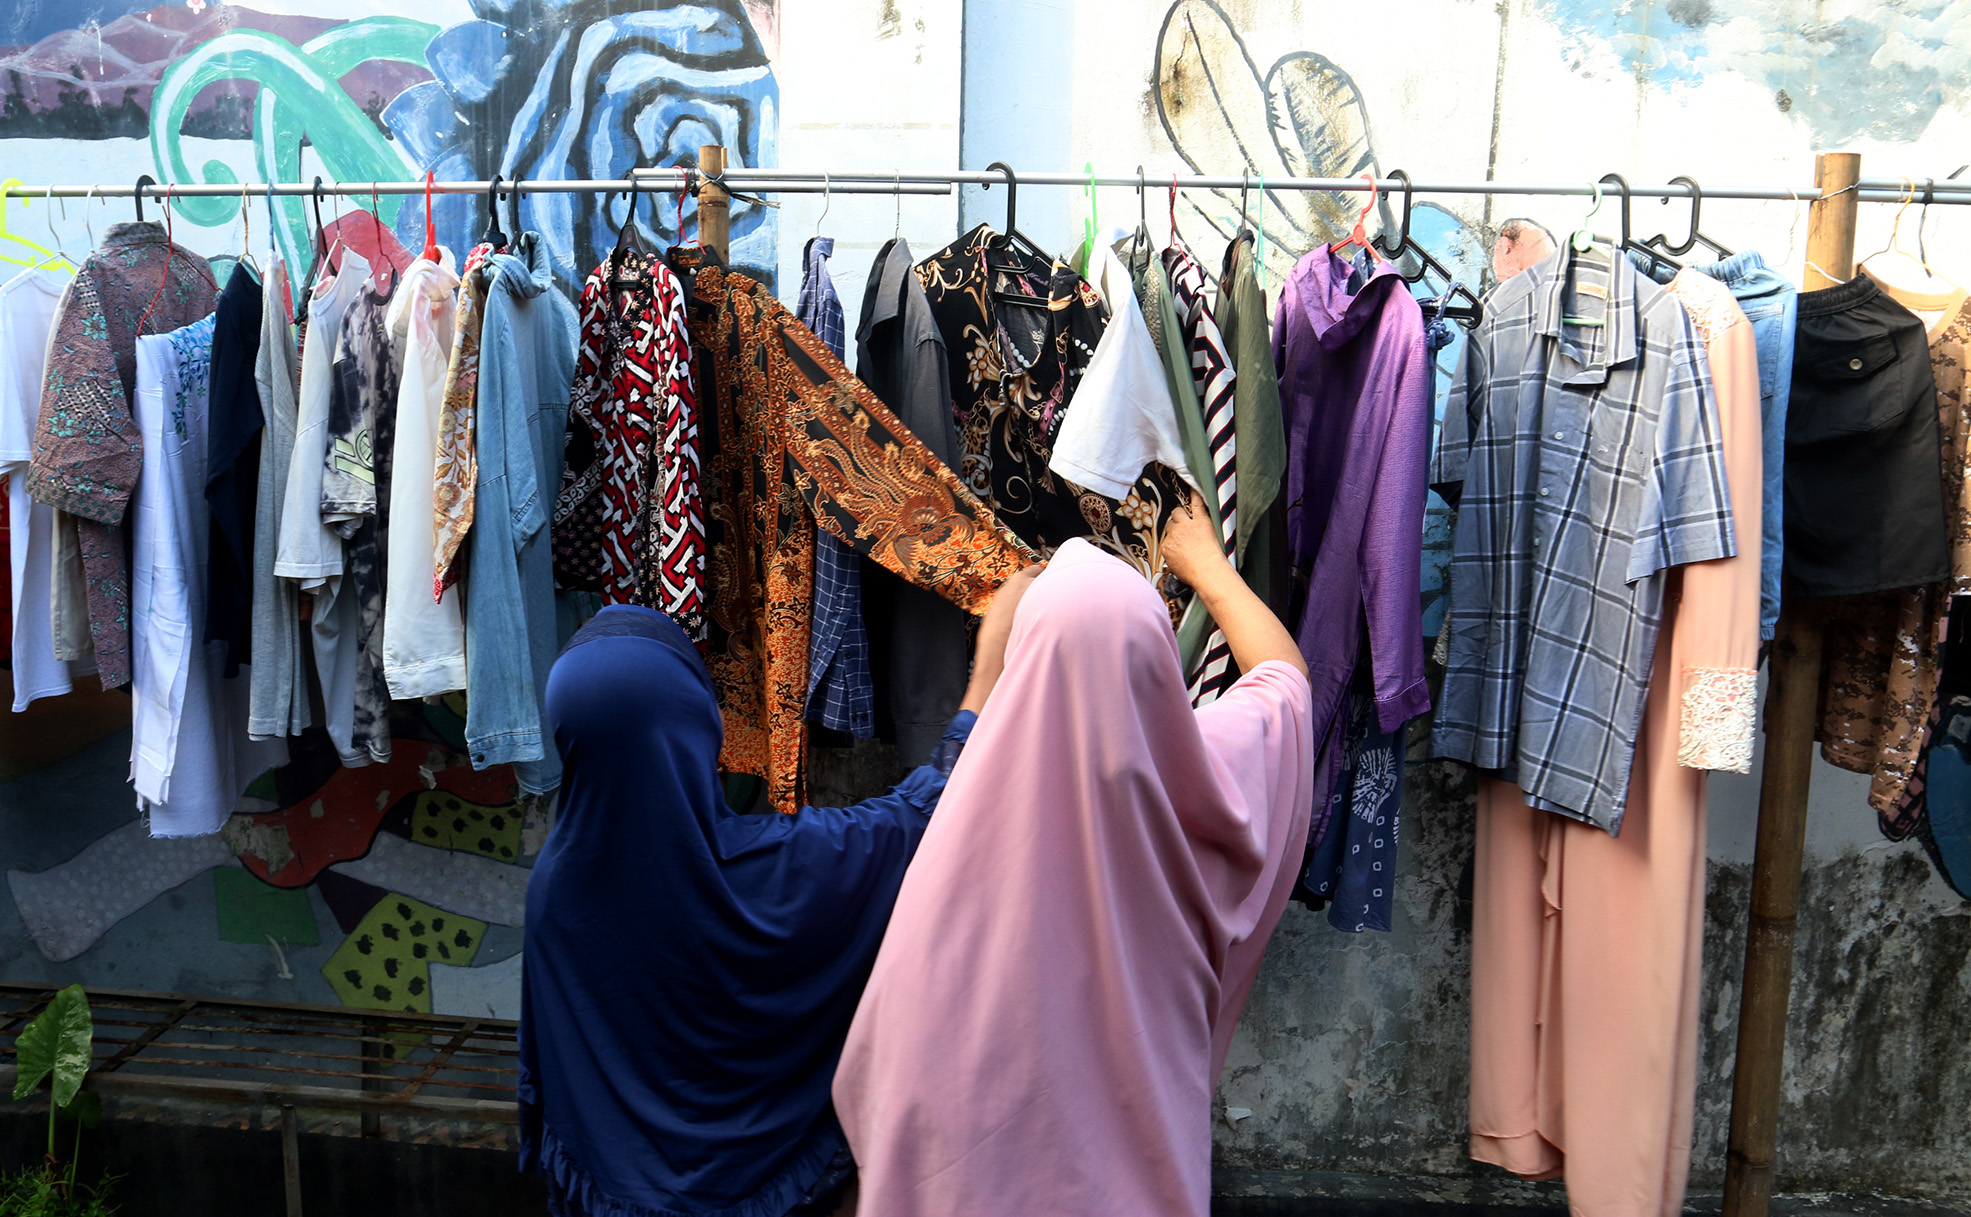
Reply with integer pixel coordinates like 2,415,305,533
833,538,1316,1217
1468,270,1762,1216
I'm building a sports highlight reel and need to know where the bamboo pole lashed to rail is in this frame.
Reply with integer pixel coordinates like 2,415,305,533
1721,150,1860,1217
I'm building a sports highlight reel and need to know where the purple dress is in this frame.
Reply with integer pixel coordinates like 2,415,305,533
1274,248,1433,854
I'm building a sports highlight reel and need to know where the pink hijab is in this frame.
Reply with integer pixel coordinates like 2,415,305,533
833,539,1315,1217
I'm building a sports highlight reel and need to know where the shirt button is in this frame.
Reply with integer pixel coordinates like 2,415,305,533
1553,431,1564,440
1539,487,1551,497
1849,357,1864,370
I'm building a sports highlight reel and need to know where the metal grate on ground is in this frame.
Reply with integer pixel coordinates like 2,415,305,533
0,981,519,1125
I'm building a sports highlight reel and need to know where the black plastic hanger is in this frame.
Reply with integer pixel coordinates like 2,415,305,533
1599,172,1682,279
296,176,333,324
481,174,508,249
982,161,1054,310
133,174,157,224
1645,175,1732,262
610,179,647,289
1368,169,1482,325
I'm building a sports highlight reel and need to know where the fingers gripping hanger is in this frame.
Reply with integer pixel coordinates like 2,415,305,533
1369,169,1482,325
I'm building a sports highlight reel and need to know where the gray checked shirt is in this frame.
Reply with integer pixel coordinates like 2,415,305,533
1431,247,1735,834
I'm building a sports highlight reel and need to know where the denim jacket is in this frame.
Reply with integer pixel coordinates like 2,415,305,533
465,234,578,792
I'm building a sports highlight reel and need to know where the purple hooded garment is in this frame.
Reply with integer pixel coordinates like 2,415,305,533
1274,249,1433,843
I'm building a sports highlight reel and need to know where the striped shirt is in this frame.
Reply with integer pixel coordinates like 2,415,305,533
1431,248,1735,834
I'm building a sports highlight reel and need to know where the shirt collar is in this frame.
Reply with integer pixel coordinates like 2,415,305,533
1289,246,1406,350
100,221,167,251
861,237,914,329
1530,243,1638,386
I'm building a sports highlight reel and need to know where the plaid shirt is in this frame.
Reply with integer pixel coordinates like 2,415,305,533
1432,249,1734,833
797,237,876,736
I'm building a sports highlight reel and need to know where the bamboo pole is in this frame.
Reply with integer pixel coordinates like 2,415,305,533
699,145,730,264
1721,150,1859,1217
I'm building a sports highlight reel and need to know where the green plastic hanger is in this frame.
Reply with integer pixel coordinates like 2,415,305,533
0,179,74,271
1563,181,1607,329
1082,161,1099,258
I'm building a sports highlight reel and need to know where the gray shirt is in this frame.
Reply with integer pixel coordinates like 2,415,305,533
853,237,971,767
1431,247,1734,833
248,255,313,738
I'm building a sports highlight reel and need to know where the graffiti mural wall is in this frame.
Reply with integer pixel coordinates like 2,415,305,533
0,0,962,1022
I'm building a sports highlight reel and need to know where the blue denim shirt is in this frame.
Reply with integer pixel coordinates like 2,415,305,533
465,235,579,792
1694,252,1795,640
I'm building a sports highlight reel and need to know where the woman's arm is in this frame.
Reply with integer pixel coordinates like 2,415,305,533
1162,491,1309,678
959,564,1045,714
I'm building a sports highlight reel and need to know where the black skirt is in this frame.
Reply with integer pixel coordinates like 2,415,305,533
1786,274,1948,597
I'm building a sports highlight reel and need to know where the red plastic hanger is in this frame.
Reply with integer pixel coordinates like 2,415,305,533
1329,172,1383,261
420,170,441,262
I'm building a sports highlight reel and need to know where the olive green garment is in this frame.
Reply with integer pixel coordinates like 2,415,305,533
1116,230,1221,673
1219,232,1288,612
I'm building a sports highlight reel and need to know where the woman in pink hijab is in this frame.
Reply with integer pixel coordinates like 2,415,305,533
833,495,1315,1217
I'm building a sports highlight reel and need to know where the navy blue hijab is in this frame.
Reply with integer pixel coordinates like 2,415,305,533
520,605,953,1217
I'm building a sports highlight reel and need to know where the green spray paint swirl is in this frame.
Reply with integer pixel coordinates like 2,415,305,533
149,18,439,273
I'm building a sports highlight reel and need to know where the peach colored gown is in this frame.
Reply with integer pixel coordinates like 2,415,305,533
1467,269,1762,1217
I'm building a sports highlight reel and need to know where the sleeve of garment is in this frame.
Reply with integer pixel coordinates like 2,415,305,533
1191,660,1316,1081
1361,327,1434,733
797,711,978,859
1430,327,1486,506
1627,309,1737,582
772,314,1036,617
1674,310,1762,773
25,268,135,526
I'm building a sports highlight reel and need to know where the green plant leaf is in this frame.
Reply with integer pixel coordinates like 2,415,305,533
10,985,92,1108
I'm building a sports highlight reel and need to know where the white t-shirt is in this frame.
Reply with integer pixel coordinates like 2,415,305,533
1048,242,1202,500
0,266,96,710
382,253,465,698
275,253,368,764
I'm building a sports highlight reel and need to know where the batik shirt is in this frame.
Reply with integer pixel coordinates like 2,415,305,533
1433,247,1736,834
673,247,1035,814
554,247,702,624
325,283,400,766
26,221,218,687
432,243,495,596
918,225,1183,578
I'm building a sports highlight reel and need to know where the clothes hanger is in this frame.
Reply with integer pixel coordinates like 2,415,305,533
133,174,156,224
1599,172,1681,279
1369,170,1482,324
480,173,508,250
982,161,1052,310
1568,180,1609,255
506,178,525,243
1859,175,1958,294
368,182,399,294
40,184,79,273
296,176,341,324
1079,161,1099,261
0,181,53,268
814,171,831,241
1329,172,1382,263
234,180,261,278
420,170,442,263
1562,181,1610,328
1168,173,1183,249
1643,175,1732,263
609,177,648,290
1126,165,1152,267
892,171,903,240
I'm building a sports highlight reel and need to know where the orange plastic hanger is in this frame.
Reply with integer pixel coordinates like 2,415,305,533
1329,172,1383,262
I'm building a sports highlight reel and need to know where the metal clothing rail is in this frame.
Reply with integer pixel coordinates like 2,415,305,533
3,170,1968,205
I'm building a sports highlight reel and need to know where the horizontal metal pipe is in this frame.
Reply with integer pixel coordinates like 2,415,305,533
3,170,1966,206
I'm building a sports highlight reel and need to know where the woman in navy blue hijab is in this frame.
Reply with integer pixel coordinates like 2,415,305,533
519,570,1037,1217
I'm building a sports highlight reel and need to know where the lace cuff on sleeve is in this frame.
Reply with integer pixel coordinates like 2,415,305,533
1679,666,1756,773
